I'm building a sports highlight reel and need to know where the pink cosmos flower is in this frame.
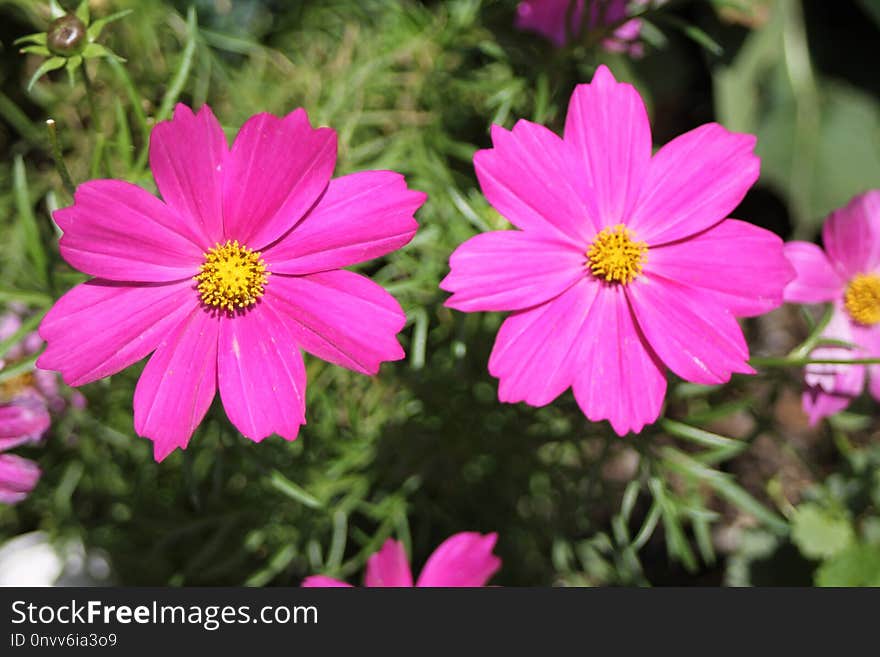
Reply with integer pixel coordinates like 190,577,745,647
440,65,794,435
783,191,880,424
515,0,646,53
38,104,425,461
0,395,49,504
302,532,501,587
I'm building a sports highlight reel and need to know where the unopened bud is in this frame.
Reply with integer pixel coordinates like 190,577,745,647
47,14,87,57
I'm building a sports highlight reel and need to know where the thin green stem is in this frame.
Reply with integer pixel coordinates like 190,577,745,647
80,61,101,134
46,119,76,196
751,355,880,368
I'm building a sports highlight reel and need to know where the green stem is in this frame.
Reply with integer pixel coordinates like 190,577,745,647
46,119,76,196
751,356,880,368
80,61,102,134
788,304,834,359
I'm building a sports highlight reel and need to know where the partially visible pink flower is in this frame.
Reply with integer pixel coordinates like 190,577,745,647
302,532,501,587
0,395,50,451
37,104,425,461
0,454,40,504
0,395,49,505
440,66,794,435
783,191,880,424
516,0,646,54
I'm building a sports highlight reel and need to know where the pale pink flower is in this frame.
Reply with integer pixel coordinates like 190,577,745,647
516,0,646,54
441,65,794,435
783,191,880,424
302,533,501,587
38,104,425,461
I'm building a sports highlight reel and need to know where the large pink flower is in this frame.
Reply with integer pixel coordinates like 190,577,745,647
302,533,501,587
783,191,880,424
515,0,645,53
38,104,425,461
441,65,794,435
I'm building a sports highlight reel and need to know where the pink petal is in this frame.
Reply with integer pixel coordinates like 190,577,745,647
802,386,859,426
629,123,760,245
0,454,40,505
267,271,405,375
571,284,667,435
869,366,880,402
38,280,197,387
416,532,501,587
626,275,754,385
301,576,353,588
0,398,50,451
646,219,795,317
216,301,306,443
54,180,203,282
364,539,414,587
563,65,651,228
149,104,227,247
440,230,586,312
803,309,855,393
802,356,865,426
488,278,599,407
822,190,880,279
265,171,424,275
474,119,595,245
133,307,219,461
222,109,336,250
783,241,844,304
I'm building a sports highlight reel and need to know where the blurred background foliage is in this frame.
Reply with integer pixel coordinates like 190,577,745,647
1,0,879,586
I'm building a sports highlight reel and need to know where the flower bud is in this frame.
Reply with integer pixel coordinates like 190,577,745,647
47,14,87,57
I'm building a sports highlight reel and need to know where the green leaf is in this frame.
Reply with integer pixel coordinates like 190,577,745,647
75,0,90,25
661,447,788,535
815,543,880,587
87,10,134,42
48,0,65,19
14,32,48,47
18,45,52,57
268,470,322,509
156,7,199,123
82,43,126,62
12,155,48,286
26,56,66,91
714,1,880,237
791,503,854,560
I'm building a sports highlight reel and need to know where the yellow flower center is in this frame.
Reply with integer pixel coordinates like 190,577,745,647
0,372,35,402
586,224,648,284
195,240,269,311
844,273,880,325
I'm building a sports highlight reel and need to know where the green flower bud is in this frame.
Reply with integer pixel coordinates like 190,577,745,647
47,14,87,57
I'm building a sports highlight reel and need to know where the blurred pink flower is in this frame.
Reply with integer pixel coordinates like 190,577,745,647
302,533,501,587
0,395,49,505
783,191,880,424
38,104,425,461
515,0,646,53
441,65,794,435
0,454,41,505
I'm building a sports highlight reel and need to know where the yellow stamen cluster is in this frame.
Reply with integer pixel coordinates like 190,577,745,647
586,224,648,284
0,372,35,402
844,273,880,325
196,240,268,312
